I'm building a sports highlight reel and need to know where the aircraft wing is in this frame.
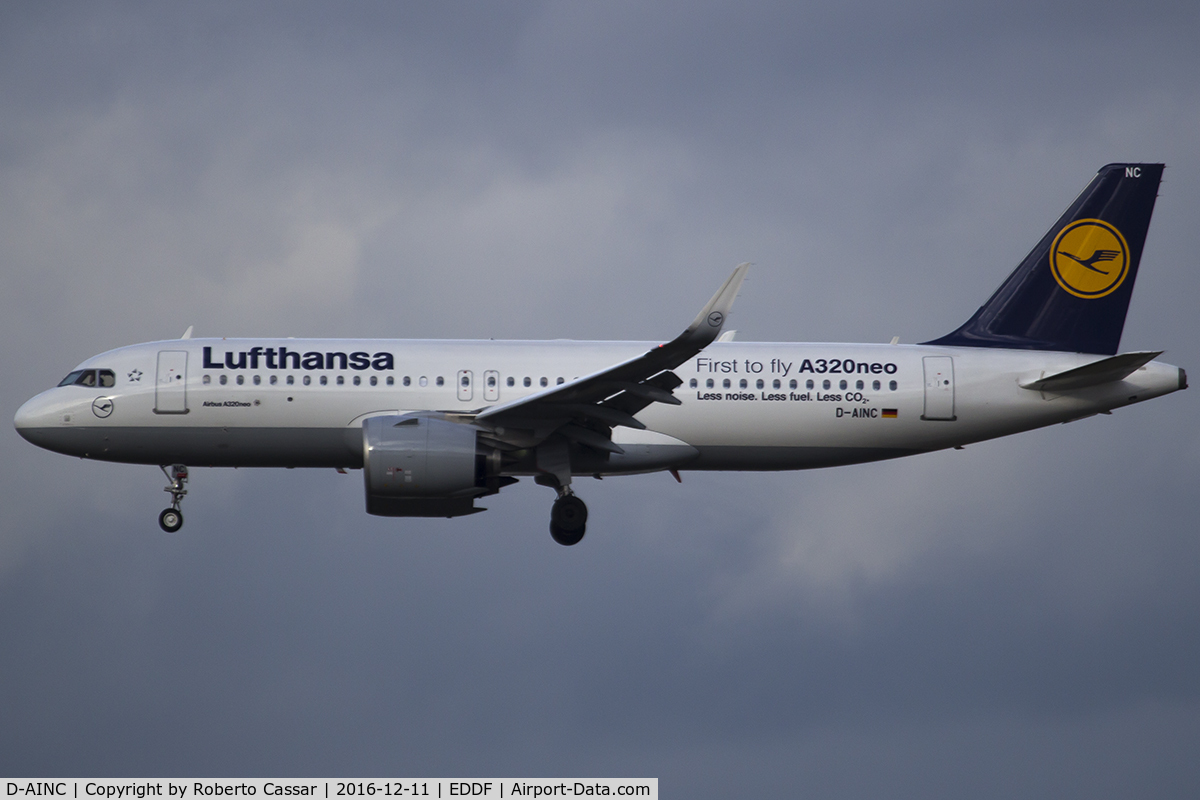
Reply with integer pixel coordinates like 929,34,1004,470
474,263,749,453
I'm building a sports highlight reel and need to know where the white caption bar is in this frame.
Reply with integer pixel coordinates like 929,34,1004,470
3,781,657,800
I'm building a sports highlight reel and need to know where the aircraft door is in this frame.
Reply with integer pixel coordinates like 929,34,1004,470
457,370,473,402
921,356,955,420
484,370,500,402
155,350,189,414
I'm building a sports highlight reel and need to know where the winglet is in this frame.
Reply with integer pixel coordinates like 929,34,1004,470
679,263,750,348
181,325,194,340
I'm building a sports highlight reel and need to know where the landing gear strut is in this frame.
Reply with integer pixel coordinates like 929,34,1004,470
158,464,188,532
549,490,588,546
535,438,586,545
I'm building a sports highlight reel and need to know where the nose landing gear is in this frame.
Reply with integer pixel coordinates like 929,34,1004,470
158,464,188,532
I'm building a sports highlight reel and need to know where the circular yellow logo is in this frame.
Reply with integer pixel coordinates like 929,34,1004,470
1050,218,1129,299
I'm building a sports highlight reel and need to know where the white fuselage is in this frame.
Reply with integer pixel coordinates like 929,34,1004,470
14,338,1185,474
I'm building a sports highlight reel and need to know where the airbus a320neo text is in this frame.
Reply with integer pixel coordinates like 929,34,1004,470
16,164,1185,544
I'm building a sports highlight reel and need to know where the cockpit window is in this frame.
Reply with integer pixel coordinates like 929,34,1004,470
59,370,96,387
58,369,116,387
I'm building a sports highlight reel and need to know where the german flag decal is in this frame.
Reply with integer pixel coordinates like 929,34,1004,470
882,409,898,418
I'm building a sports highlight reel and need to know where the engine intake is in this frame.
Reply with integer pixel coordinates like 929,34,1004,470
363,415,501,517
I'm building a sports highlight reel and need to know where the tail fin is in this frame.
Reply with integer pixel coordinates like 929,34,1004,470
925,163,1163,355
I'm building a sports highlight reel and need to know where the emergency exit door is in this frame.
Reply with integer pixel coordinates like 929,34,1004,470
457,370,473,402
921,356,956,421
483,370,500,402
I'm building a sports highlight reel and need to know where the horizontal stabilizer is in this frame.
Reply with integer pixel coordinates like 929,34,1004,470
1020,351,1162,392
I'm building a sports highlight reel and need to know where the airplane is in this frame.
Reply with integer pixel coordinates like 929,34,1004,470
14,163,1186,545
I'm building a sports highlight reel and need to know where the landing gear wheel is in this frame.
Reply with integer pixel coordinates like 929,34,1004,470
159,507,183,533
550,495,587,546
158,464,189,534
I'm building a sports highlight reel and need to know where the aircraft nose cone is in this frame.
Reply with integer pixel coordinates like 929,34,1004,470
14,393,54,442
14,389,93,458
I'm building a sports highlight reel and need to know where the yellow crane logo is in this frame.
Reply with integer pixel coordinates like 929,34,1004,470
1050,219,1129,298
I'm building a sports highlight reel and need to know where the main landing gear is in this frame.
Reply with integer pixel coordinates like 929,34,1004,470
549,490,588,546
158,464,188,532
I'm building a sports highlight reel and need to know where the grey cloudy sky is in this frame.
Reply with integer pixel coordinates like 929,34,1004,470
3,2,1199,796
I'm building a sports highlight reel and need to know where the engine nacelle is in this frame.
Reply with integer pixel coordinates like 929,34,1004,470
363,415,494,517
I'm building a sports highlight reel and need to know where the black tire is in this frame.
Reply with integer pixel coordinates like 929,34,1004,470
550,521,586,546
551,494,587,531
158,508,183,533
549,495,587,545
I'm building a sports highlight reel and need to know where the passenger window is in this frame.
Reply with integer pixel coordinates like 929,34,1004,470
436,376,444,387
402,376,410,386
723,379,731,389
270,375,278,385
540,377,548,387
889,380,898,391
287,375,294,385
336,375,344,385
772,379,781,389
203,375,211,385
487,375,496,387
789,380,797,390
872,380,880,390
856,380,864,390
506,376,514,387
369,376,377,386
706,379,714,388
354,376,361,386
320,375,328,386
385,376,393,386
838,380,847,390
254,375,262,385
524,377,532,387
689,378,697,388
99,370,116,387
806,380,814,390
419,376,428,387
738,379,746,389
822,380,831,390
557,377,564,385
756,379,764,389
237,375,244,385
303,376,312,386
219,374,228,386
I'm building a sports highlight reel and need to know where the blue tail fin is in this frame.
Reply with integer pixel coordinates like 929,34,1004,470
926,163,1163,355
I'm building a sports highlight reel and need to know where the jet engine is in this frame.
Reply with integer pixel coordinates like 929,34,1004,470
362,415,508,517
